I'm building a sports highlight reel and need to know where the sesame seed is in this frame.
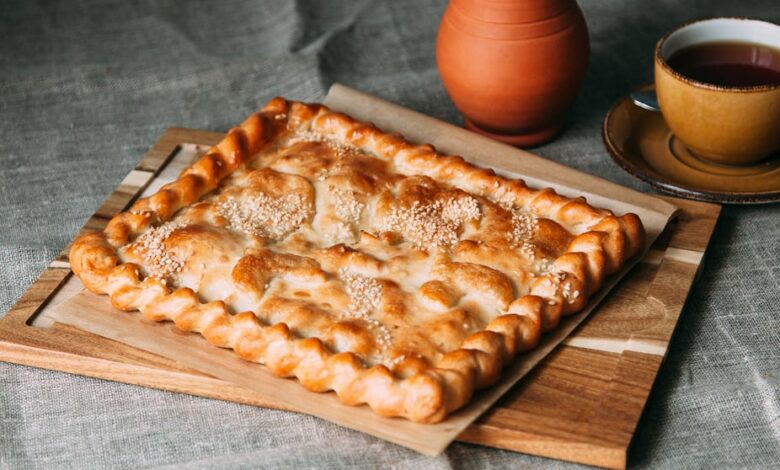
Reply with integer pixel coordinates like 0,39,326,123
339,268,382,320
509,209,538,259
285,129,360,159
330,185,364,223
376,195,481,249
538,258,552,273
132,220,186,282
388,354,406,367
491,186,516,209
562,281,581,304
562,281,571,299
330,221,354,243
215,193,307,240
338,268,394,354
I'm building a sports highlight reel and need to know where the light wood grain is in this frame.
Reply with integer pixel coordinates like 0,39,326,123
0,126,720,469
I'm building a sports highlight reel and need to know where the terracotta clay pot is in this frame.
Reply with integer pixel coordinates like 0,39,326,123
436,0,589,147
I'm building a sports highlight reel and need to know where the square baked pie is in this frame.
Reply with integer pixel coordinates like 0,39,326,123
71,98,644,423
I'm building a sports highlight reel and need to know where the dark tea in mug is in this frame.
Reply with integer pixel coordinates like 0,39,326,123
666,41,780,87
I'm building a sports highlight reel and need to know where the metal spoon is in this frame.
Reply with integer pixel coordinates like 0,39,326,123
630,90,660,112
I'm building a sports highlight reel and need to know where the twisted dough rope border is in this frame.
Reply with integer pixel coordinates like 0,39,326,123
70,98,644,423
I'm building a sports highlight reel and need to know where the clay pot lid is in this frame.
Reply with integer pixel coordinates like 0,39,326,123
602,84,780,204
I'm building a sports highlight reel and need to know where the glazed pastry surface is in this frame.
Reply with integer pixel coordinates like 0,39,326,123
70,98,645,423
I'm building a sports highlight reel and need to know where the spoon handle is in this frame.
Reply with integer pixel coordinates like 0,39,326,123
630,90,661,112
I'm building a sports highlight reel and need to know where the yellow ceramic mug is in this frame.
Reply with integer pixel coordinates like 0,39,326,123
654,18,780,165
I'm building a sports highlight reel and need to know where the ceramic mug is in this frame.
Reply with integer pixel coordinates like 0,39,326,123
654,18,780,165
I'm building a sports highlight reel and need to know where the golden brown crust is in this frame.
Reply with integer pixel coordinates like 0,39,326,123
70,98,645,423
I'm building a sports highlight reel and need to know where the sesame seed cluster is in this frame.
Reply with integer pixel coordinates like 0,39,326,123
338,268,394,353
330,185,364,223
376,196,481,249
133,220,186,281
510,208,538,258
541,270,582,305
286,130,359,159
215,193,307,240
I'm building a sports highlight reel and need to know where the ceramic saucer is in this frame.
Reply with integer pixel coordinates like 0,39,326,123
602,84,780,204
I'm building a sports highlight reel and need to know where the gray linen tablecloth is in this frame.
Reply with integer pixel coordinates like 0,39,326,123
1,1,778,468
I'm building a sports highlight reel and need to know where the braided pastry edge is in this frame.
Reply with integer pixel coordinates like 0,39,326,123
70,98,645,423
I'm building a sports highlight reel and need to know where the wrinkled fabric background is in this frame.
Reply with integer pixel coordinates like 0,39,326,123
1,0,779,468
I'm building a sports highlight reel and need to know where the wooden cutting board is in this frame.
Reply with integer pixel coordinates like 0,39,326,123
0,126,719,469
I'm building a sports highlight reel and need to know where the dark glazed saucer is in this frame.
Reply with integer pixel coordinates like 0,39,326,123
602,84,780,204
